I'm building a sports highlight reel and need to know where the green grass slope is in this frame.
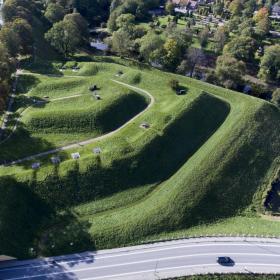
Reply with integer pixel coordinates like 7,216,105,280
0,57,279,258
0,73,148,161
86,96,280,248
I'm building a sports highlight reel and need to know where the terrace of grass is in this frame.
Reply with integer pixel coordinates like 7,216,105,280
0,69,149,161
0,57,279,258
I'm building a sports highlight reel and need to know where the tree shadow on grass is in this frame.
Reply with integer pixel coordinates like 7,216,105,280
0,176,52,259
0,123,66,167
35,163,95,259
16,75,41,95
38,210,95,259
12,94,49,112
22,59,64,76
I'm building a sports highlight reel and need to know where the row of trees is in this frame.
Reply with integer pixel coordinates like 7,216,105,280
106,0,280,103
0,0,38,111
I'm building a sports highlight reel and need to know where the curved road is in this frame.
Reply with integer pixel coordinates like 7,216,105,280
2,80,155,166
1,237,280,280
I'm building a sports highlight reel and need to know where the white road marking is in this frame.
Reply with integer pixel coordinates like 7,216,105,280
80,263,280,280
3,252,280,280
81,263,280,280
2,242,280,272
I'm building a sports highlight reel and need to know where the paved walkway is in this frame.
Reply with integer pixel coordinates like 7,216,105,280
1,237,280,280
3,80,155,166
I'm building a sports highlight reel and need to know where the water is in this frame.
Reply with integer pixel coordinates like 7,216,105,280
90,40,108,51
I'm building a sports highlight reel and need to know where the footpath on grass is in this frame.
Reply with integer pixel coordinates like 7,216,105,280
2,80,155,166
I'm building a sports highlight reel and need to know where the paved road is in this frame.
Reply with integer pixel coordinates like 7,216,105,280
1,80,155,166
1,237,280,280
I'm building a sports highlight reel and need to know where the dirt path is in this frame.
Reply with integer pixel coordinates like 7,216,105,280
4,80,155,166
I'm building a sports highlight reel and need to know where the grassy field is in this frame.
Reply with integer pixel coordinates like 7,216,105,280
0,56,279,258
0,67,149,161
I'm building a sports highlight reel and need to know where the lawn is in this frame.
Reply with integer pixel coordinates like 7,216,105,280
0,66,149,161
0,56,279,258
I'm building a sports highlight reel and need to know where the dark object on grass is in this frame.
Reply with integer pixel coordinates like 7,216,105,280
116,70,123,76
89,85,98,91
95,95,101,100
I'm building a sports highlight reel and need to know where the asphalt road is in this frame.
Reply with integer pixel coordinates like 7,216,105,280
1,237,280,280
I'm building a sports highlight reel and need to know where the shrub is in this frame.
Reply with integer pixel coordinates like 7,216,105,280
272,88,280,107
169,79,179,91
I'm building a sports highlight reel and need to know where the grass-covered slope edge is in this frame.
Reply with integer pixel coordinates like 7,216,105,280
88,98,280,248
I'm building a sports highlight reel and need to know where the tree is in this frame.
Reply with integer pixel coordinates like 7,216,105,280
223,36,256,62
168,29,192,53
162,38,181,71
226,16,241,33
0,25,21,57
238,19,254,37
44,3,65,23
199,27,209,47
64,13,89,41
243,0,256,17
0,43,15,111
229,0,243,15
215,54,245,89
165,1,175,15
116,13,135,29
45,19,81,56
254,7,269,23
271,88,280,106
213,1,224,16
2,0,37,23
139,32,164,62
258,45,280,82
178,47,205,77
111,28,135,57
8,18,33,55
255,16,270,38
213,27,228,54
